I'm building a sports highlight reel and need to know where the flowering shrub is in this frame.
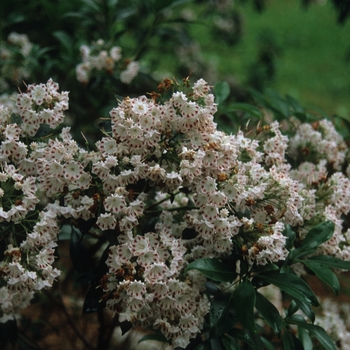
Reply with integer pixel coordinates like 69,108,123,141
1,77,350,349
76,39,139,85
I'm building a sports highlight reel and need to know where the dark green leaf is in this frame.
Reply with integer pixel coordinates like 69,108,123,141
82,282,105,314
301,260,340,295
0,238,6,262
283,330,304,350
294,299,315,323
259,272,319,306
210,293,236,337
185,258,237,282
308,255,350,270
286,95,305,113
192,342,211,350
287,299,299,317
69,226,93,274
255,291,283,334
228,328,258,348
283,225,296,250
210,337,224,350
214,81,230,104
298,326,313,350
225,103,263,119
52,31,73,54
287,314,336,350
301,221,334,250
233,278,256,332
261,337,276,350
221,335,240,350
288,221,335,263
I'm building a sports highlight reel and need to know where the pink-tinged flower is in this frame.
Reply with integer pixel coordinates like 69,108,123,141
63,161,83,180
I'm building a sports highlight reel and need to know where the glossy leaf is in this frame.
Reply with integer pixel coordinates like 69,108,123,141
82,282,104,314
261,337,276,350
301,221,334,250
288,221,334,262
294,299,315,323
255,291,283,334
308,255,350,270
283,330,304,350
259,272,319,306
210,293,236,338
221,335,240,350
233,278,256,332
301,260,340,295
185,258,237,282
287,314,336,350
228,328,261,348
298,326,313,350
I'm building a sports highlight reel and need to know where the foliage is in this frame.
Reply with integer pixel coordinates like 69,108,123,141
1,0,350,349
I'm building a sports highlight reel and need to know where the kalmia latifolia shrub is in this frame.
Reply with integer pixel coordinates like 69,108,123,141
1,78,350,349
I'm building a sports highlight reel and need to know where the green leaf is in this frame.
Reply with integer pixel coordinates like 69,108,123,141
298,326,313,350
283,330,304,350
259,272,319,306
286,95,305,113
228,328,263,348
52,31,73,54
294,299,315,323
221,335,240,350
225,103,263,119
287,314,337,350
214,81,230,104
301,221,335,250
282,225,296,250
308,255,350,270
233,278,256,332
210,293,236,338
255,291,283,334
82,281,104,314
261,337,277,350
185,258,237,282
287,299,299,317
287,221,335,263
301,260,340,295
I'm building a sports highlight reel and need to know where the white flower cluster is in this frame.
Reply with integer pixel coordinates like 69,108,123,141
76,39,139,84
0,81,66,322
1,78,350,347
0,32,33,91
